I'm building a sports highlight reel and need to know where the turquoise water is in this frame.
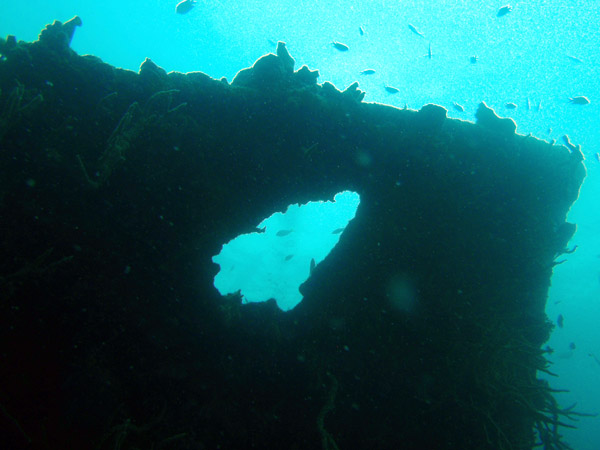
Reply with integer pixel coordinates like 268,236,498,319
213,191,360,311
2,1,599,447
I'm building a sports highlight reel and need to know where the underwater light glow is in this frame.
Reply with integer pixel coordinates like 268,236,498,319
212,191,360,311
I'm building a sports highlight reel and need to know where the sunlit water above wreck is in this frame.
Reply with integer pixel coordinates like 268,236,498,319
2,1,599,447
213,191,360,311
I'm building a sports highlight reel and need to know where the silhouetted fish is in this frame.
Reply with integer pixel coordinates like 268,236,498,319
176,0,196,14
505,102,517,109
276,229,293,237
284,254,294,261
332,227,345,234
408,24,424,38
569,96,590,105
497,5,512,17
453,102,464,112
361,69,376,75
557,314,564,328
309,258,316,274
385,86,400,94
332,42,349,51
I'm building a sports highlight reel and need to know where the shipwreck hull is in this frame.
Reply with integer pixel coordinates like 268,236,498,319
0,19,586,449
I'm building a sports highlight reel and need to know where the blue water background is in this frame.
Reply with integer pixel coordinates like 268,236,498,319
1,1,599,448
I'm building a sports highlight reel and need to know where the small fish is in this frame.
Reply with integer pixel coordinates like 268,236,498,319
536,99,542,111
505,102,517,109
359,26,365,36
284,254,294,261
589,353,600,367
408,23,425,38
569,96,590,105
497,5,512,17
175,0,197,14
332,227,346,234
276,229,293,237
453,102,464,112
385,86,400,94
427,43,432,59
567,55,583,64
470,56,478,64
332,41,349,51
526,98,531,110
569,342,576,350
309,258,316,274
595,152,600,163
360,69,376,75
557,314,564,328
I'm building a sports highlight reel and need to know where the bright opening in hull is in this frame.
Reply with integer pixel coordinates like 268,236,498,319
212,191,360,311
